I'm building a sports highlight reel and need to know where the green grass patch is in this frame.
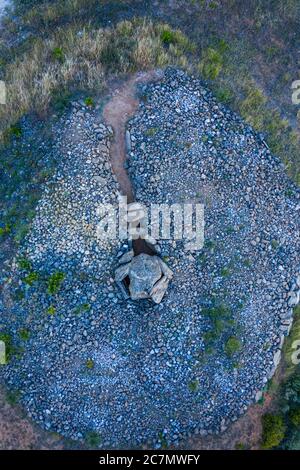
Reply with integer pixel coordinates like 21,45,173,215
0,224,11,237
52,46,64,62
84,97,94,107
199,39,229,80
47,271,65,295
220,266,231,277
158,431,168,449
84,430,101,448
19,328,30,341
145,127,159,137
23,271,39,286
47,305,56,316
225,336,242,357
5,389,21,406
75,303,91,315
86,358,94,370
17,256,32,271
199,47,223,80
188,379,199,392
289,407,300,427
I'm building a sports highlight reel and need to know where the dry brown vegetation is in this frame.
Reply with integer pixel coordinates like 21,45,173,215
0,19,192,139
1,1,299,183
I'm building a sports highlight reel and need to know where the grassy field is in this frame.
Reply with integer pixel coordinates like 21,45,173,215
0,0,299,183
0,18,194,140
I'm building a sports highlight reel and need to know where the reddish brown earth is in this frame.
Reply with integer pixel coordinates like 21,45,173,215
186,366,284,450
103,70,163,256
0,387,65,450
103,70,164,203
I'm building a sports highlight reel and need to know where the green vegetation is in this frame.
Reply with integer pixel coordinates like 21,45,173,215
235,442,246,450
261,413,286,449
84,430,101,447
5,389,21,406
199,40,229,80
19,328,30,341
202,304,236,347
17,256,32,271
270,307,300,449
282,305,300,376
47,305,56,316
84,97,94,107
1,3,298,185
225,226,235,235
0,224,11,237
188,379,199,392
145,127,159,137
160,27,194,51
9,124,22,138
158,431,168,449
205,239,216,251
240,85,267,128
86,358,94,370
225,336,241,357
52,88,72,113
75,303,91,315
0,19,194,140
23,271,39,286
199,48,223,80
220,266,231,277
47,272,65,295
243,258,252,268
161,29,176,45
289,407,300,427
52,46,64,62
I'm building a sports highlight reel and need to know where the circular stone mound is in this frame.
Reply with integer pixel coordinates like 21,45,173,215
1,68,299,449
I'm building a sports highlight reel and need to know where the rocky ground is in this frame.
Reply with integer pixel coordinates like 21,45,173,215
0,68,299,449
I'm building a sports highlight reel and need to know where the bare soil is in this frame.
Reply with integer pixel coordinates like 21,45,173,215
0,387,64,450
103,69,164,203
103,70,164,255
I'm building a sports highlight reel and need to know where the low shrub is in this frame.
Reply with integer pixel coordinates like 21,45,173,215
47,272,65,295
261,413,286,449
17,256,32,271
5,389,21,406
19,328,30,341
198,40,229,80
188,379,199,392
289,407,300,427
47,305,56,316
86,358,94,369
85,431,101,447
23,271,39,286
0,224,11,237
52,46,64,62
225,336,241,357
84,97,94,107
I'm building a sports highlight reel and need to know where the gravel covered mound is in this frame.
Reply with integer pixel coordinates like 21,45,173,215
1,69,299,449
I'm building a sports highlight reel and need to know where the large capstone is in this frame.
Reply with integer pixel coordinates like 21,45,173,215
115,253,173,303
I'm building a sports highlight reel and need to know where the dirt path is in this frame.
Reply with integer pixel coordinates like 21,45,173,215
103,70,163,203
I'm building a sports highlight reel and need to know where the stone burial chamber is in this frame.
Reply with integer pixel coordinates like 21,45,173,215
115,252,173,303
